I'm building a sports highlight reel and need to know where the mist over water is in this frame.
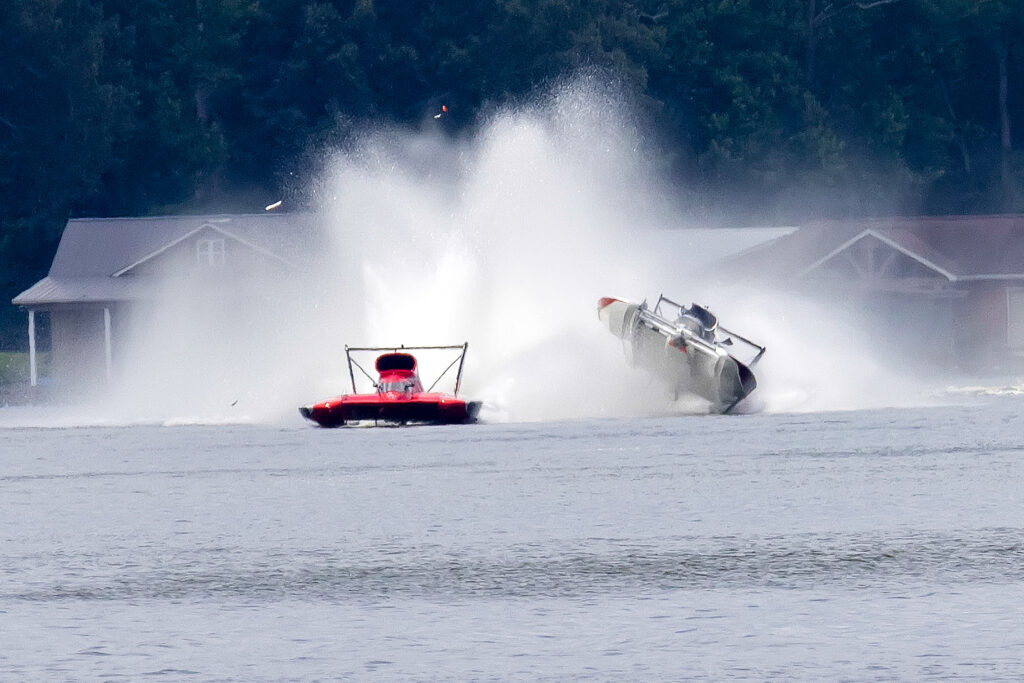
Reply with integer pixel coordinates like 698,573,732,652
302,75,943,420
3,76,960,428
315,77,687,422
704,287,946,414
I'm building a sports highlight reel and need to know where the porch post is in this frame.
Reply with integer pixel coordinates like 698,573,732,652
103,306,112,381
28,309,37,387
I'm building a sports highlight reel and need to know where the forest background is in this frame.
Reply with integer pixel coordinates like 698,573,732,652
1,0,1022,348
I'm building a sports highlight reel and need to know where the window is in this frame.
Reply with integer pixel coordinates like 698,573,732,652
196,238,225,266
379,380,415,394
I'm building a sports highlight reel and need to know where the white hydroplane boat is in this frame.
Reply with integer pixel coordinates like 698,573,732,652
598,295,766,413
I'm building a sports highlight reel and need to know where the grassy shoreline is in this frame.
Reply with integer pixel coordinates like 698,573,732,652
0,351,49,384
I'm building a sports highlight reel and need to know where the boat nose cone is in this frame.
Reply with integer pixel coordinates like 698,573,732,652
597,297,634,337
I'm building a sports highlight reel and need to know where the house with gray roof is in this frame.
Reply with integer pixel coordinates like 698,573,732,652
14,211,1024,400
725,214,1024,369
13,213,319,398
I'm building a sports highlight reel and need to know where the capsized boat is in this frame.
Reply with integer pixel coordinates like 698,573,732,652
598,295,765,413
300,344,482,427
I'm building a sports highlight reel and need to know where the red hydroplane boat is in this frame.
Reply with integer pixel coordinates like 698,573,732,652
299,344,482,427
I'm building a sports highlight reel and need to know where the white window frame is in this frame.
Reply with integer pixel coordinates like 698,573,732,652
196,238,226,266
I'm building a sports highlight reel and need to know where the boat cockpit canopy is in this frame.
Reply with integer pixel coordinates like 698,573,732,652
685,304,718,331
678,304,718,343
379,379,417,393
376,352,417,373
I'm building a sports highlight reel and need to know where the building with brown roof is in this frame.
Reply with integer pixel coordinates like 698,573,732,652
726,214,1024,369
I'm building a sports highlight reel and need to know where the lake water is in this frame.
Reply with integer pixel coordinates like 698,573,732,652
2,396,1023,680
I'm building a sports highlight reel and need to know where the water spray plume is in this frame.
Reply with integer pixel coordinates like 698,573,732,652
318,77,684,421
0,74,948,429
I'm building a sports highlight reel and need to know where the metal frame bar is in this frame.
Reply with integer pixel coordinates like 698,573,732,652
654,294,685,317
344,343,470,396
718,326,767,366
649,293,766,365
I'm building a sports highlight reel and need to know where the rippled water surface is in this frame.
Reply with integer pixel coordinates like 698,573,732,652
2,399,1024,680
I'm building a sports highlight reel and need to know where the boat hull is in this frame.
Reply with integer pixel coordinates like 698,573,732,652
598,296,758,412
300,393,482,427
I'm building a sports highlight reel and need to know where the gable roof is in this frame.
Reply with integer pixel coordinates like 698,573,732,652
50,213,317,278
797,228,958,281
14,213,320,306
724,214,1024,284
110,221,293,276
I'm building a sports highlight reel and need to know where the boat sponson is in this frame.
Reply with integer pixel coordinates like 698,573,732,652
300,398,479,427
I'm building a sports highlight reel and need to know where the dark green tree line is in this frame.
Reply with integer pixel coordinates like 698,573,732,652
1,0,1022,347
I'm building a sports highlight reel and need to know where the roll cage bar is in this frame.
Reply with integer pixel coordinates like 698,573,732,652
344,343,471,395
652,295,766,367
